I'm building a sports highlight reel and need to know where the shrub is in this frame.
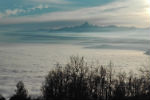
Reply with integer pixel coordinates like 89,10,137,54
42,56,90,100
10,81,30,100
0,94,5,100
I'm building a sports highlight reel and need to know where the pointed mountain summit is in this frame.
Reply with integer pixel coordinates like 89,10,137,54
80,22,93,27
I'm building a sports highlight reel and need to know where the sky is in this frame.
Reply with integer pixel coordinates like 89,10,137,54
0,0,150,28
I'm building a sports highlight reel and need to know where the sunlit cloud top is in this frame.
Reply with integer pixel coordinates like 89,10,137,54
0,0,149,28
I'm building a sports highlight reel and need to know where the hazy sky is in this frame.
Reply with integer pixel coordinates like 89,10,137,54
0,0,150,28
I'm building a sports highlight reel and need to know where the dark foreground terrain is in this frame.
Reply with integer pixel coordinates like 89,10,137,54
0,56,150,100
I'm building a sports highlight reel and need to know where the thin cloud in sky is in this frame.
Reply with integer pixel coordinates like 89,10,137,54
30,5,49,10
0,4,50,17
32,0,70,4
5,9,26,16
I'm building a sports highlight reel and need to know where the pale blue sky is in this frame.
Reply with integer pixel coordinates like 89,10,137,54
0,0,150,28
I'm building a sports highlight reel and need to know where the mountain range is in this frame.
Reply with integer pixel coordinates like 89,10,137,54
48,22,142,32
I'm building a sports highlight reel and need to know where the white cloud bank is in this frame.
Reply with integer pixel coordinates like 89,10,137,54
0,0,149,28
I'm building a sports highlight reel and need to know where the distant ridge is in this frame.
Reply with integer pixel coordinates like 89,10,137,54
49,22,139,32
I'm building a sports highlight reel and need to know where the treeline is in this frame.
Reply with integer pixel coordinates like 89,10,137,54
0,56,150,100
